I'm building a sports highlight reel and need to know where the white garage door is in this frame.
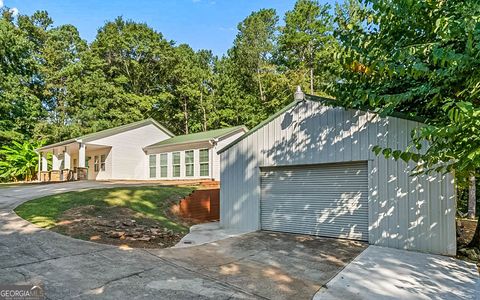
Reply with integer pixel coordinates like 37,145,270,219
260,162,369,241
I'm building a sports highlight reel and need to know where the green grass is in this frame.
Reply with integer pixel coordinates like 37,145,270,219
15,186,194,232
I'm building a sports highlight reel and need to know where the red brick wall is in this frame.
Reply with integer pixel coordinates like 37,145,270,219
175,189,219,222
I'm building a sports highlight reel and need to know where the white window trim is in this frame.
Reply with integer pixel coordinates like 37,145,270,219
199,148,210,177
149,154,157,179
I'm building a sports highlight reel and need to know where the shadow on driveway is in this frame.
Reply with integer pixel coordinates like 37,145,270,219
150,231,367,299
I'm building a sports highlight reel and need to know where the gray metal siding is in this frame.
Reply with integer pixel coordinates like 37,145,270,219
220,100,456,255
260,162,369,241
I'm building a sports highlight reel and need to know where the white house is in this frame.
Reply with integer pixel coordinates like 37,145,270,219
37,119,246,182
218,90,456,256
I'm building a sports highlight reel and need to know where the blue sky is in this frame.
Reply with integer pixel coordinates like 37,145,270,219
5,0,338,56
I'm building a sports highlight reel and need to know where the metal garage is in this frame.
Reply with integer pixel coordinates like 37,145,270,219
218,92,456,255
260,162,369,241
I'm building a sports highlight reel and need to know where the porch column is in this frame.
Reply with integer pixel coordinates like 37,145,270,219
41,152,48,171
52,149,60,170
37,152,41,181
64,147,71,170
78,143,86,168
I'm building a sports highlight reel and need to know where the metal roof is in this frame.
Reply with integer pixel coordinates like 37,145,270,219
218,93,426,154
144,125,247,149
37,118,174,151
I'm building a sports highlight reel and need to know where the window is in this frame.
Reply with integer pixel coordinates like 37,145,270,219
172,152,181,177
100,154,106,171
149,155,156,178
185,150,194,177
160,153,168,178
94,156,99,172
199,149,209,176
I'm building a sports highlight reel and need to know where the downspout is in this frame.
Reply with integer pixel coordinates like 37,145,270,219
210,138,219,180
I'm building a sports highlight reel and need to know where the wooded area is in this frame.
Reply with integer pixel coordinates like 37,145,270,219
1,0,479,244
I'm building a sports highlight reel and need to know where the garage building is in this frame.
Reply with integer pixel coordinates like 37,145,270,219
218,91,456,255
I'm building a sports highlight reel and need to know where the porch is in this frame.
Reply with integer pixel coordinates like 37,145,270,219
37,141,111,182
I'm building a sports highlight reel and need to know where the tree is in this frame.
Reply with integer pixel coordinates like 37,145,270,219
333,0,480,247
0,9,44,148
0,141,42,181
278,0,337,95
230,9,278,103
468,175,476,219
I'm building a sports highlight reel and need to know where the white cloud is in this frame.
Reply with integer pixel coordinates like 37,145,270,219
192,0,201,2
9,7,18,17
0,0,4,9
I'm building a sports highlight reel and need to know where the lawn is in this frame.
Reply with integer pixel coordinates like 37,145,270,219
15,186,195,247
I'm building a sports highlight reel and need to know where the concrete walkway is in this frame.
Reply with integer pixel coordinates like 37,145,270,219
0,182,251,299
0,181,365,299
0,181,478,299
314,245,479,300
174,222,247,248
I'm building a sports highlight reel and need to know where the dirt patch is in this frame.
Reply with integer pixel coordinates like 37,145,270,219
457,219,477,246
52,205,189,248
456,219,480,271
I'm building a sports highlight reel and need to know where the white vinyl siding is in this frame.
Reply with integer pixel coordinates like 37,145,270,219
160,153,168,178
172,152,181,177
199,149,209,176
149,155,156,178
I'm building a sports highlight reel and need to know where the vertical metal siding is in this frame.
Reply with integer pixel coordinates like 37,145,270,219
220,100,456,255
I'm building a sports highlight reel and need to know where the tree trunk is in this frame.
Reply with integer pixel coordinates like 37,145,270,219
468,175,476,219
310,67,314,95
200,88,207,131
183,98,189,134
257,67,265,102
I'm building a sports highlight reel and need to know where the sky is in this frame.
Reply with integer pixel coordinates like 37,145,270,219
3,0,338,56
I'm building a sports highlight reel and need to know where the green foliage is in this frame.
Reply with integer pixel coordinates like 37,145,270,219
0,140,43,182
333,0,480,183
278,0,339,95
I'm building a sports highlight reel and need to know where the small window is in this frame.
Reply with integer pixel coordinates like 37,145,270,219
199,149,209,176
94,156,99,172
100,154,106,171
149,155,156,178
160,153,168,178
185,150,194,177
172,152,180,177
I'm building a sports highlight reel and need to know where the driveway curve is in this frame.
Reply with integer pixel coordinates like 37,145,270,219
0,181,367,300
0,182,255,299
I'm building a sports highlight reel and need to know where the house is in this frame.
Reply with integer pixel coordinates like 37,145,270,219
37,119,246,182
218,88,456,256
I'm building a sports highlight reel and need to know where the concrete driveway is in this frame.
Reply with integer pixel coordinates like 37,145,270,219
0,182,366,299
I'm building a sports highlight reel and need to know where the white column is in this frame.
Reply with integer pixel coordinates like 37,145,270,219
41,152,48,171
79,143,86,168
37,152,41,181
52,150,60,170
64,148,71,170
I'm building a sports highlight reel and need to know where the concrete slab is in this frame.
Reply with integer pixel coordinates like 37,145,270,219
174,222,248,248
154,231,368,300
314,245,479,300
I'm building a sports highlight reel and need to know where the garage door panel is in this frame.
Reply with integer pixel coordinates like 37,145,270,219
260,162,369,241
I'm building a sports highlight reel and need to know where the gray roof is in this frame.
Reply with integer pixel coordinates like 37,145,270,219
37,118,174,151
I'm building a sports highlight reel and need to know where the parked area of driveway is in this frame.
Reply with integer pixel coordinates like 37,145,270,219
0,182,478,299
